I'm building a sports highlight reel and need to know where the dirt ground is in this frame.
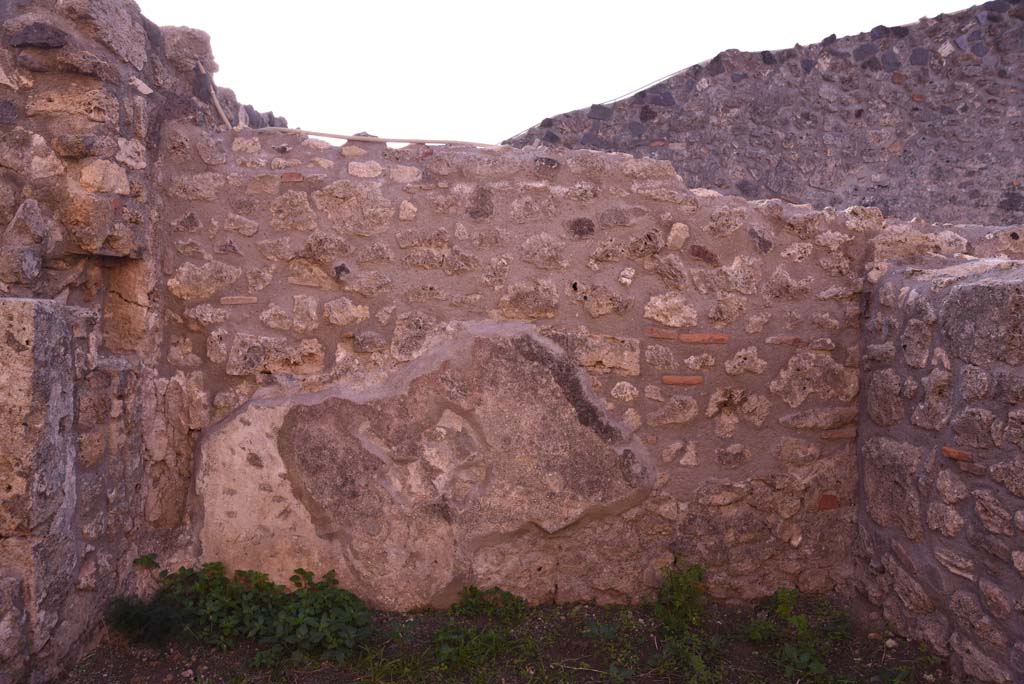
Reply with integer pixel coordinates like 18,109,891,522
66,595,950,684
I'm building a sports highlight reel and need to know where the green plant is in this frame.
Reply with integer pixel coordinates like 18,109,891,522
651,632,722,684
744,616,780,644
449,585,526,623
107,596,186,645
647,565,723,682
431,623,510,672
133,553,159,570
109,560,372,669
878,666,913,684
654,564,707,635
758,587,834,683
767,586,799,620
777,638,828,681
605,662,636,683
251,568,374,668
582,616,619,641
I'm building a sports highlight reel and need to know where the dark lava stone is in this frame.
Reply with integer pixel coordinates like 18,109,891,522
639,105,657,122
568,218,595,238
997,189,1024,212
7,22,69,48
178,212,200,230
467,187,494,220
853,42,879,61
587,104,613,121
736,179,758,197
881,50,901,72
647,90,676,107
892,26,911,38
761,50,777,65
533,157,560,178
748,226,774,253
0,100,18,125
910,47,931,66
801,58,815,74
870,25,891,39
689,244,720,267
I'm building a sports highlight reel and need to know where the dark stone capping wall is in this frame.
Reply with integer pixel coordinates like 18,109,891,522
508,2,1024,227
857,258,1024,683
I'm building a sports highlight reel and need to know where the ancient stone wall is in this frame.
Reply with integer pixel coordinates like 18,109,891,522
159,127,879,610
857,258,1024,683
0,1,280,681
508,2,1024,227
1,1,1024,683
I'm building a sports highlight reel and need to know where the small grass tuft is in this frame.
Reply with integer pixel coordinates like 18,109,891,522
449,585,526,624
430,623,511,673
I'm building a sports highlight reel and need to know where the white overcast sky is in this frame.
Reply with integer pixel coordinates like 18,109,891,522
137,1,971,144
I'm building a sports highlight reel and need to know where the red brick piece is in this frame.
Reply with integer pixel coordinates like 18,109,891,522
646,327,679,340
765,335,806,347
957,462,987,476
662,375,704,386
677,333,729,344
942,446,973,462
817,493,841,511
821,428,857,440
281,172,304,183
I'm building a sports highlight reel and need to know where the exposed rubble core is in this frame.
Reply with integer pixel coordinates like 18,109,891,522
0,1,1023,683
858,260,1024,684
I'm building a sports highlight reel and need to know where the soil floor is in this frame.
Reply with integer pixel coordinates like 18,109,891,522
66,595,951,684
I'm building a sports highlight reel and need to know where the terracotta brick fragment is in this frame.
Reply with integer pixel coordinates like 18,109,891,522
662,375,704,386
821,427,857,440
646,327,679,340
220,296,258,305
281,172,304,183
942,446,973,462
957,462,987,476
817,493,841,511
677,333,729,344
766,335,806,347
